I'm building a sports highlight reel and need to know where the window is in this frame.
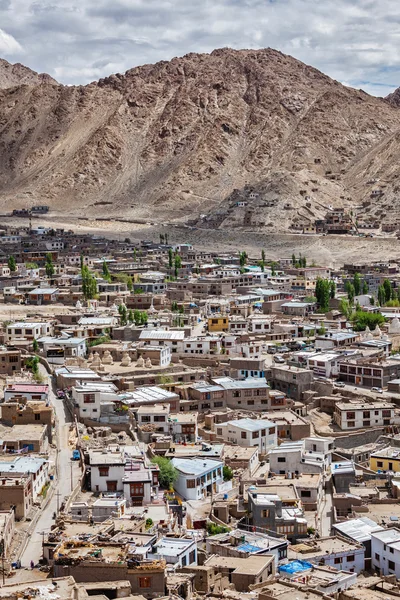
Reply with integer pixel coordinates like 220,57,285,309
34,414,41,421
141,416,151,422
139,577,151,589
98,467,109,477
334,557,342,564
83,394,95,404
130,484,144,496
347,421,355,428
261,429,266,436
189,550,196,564
346,412,355,420
363,411,370,418
187,479,196,489
241,432,247,439
347,555,355,562
389,560,395,571
252,431,259,439
375,553,380,561
390,547,394,554
277,457,286,463
245,390,252,397
262,509,270,517
363,421,370,427
181,555,187,567
301,490,311,498
269,428,275,435
154,416,166,422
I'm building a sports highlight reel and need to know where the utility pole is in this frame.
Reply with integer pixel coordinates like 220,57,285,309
55,491,62,515
70,461,73,492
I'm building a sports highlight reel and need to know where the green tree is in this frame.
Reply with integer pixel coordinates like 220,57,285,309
339,298,351,319
81,265,98,300
261,249,266,263
270,261,278,276
127,276,133,292
329,280,336,299
378,285,386,307
315,278,330,311
118,304,128,326
239,251,247,268
102,260,111,282
151,456,178,489
45,253,55,278
291,253,296,266
346,282,355,304
352,311,386,332
174,254,182,278
32,338,39,352
171,301,179,312
168,248,173,269
383,279,392,303
140,311,148,325
128,309,134,323
223,465,233,481
258,260,265,272
362,280,368,295
7,256,16,272
353,272,361,296
133,309,142,326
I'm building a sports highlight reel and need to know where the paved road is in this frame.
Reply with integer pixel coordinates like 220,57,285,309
319,478,333,537
18,368,81,568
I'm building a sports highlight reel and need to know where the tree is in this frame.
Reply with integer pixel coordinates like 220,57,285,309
353,273,361,296
362,280,368,295
352,311,386,332
32,338,39,352
291,253,296,266
270,261,278,276
168,248,173,269
346,282,355,304
329,280,336,299
239,251,247,269
151,456,178,489
133,309,142,326
223,465,233,481
339,298,351,319
261,249,266,263
174,254,182,278
102,260,111,282
383,279,392,303
258,260,265,272
315,278,330,312
171,301,179,312
81,265,98,300
7,256,16,272
128,309,134,323
118,304,128,326
140,311,148,325
378,285,386,307
160,233,164,244
45,253,55,278
126,276,133,292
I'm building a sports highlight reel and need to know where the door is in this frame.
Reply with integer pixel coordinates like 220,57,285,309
106,481,118,492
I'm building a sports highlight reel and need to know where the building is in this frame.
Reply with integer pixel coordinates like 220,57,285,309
370,447,400,473
371,528,400,577
3,383,49,403
151,537,197,567
203,554,274,592
171,458,224,501
0,349,22,375
6,321,53,342
89,447,126,493
334,401,395,430
37,336,87,364
206,528,288,566
208,316,229,332
269,437,333,476
0,456,49,502
332,517,383,569
0,475,32,520
271,365,314,401
216,418,277,453
28,287,60,305
0,424,49,453
247,484,308,542
288,536,365,574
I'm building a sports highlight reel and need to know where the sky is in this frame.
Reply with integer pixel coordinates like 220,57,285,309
0,0,399,96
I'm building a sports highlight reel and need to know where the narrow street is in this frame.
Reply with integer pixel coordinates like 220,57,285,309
319,478,333,537
17,367,81,570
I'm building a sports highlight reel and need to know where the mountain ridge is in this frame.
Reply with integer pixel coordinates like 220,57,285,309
0,47,400,232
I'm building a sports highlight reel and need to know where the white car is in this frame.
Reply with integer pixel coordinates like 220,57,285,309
371,387,383,393
335,381,345,388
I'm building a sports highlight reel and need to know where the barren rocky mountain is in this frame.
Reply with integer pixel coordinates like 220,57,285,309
0,58,57,89
1,48,400,232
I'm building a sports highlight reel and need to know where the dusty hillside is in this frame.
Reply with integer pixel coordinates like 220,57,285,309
0,58,57,89
0,48,400,230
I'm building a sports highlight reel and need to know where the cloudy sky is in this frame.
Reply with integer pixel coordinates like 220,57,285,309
0,0,399,95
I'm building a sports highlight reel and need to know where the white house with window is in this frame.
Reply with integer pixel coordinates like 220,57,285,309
72,382,119,420
6,321,53,342
371,528,400,577
171,458,224,501
151,537,197,568
89,447,126,493
0,456,49,502
216,418,277,453
269,437,333,476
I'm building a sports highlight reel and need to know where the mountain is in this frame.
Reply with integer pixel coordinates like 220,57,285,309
0,48,400,231
0,58,57,89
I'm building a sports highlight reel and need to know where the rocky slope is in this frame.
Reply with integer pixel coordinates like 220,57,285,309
0,58,57,89
1,48,400,231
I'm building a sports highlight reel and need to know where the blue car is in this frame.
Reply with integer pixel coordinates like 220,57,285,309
72,450,80,460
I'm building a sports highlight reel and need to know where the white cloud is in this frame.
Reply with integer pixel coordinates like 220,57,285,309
0,0,399,95
0,28,23,54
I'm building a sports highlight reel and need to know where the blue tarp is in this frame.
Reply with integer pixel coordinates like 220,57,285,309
237,543,262,553
279,560,313,574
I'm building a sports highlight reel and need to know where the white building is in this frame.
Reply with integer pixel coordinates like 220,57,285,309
6,321,53,342
139,330,185,353
334,402,395,430
151,537,197,568
37,336,87,364
89,447,126,493
72,382,119,420
4,383,49,403
371,528,400,577
0,456,49,501
305,352,341,378
216,418,277,453
269,437,333,476
171,458,224,501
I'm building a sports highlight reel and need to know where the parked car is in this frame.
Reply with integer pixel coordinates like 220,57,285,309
335,381,345,388
72,449,80,460
371,387,383,393
273,355,285,364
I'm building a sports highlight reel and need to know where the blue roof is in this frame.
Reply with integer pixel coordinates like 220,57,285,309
279,560,313,574
237,543,262,553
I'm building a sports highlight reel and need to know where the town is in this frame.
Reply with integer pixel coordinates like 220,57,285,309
2,223,400,600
